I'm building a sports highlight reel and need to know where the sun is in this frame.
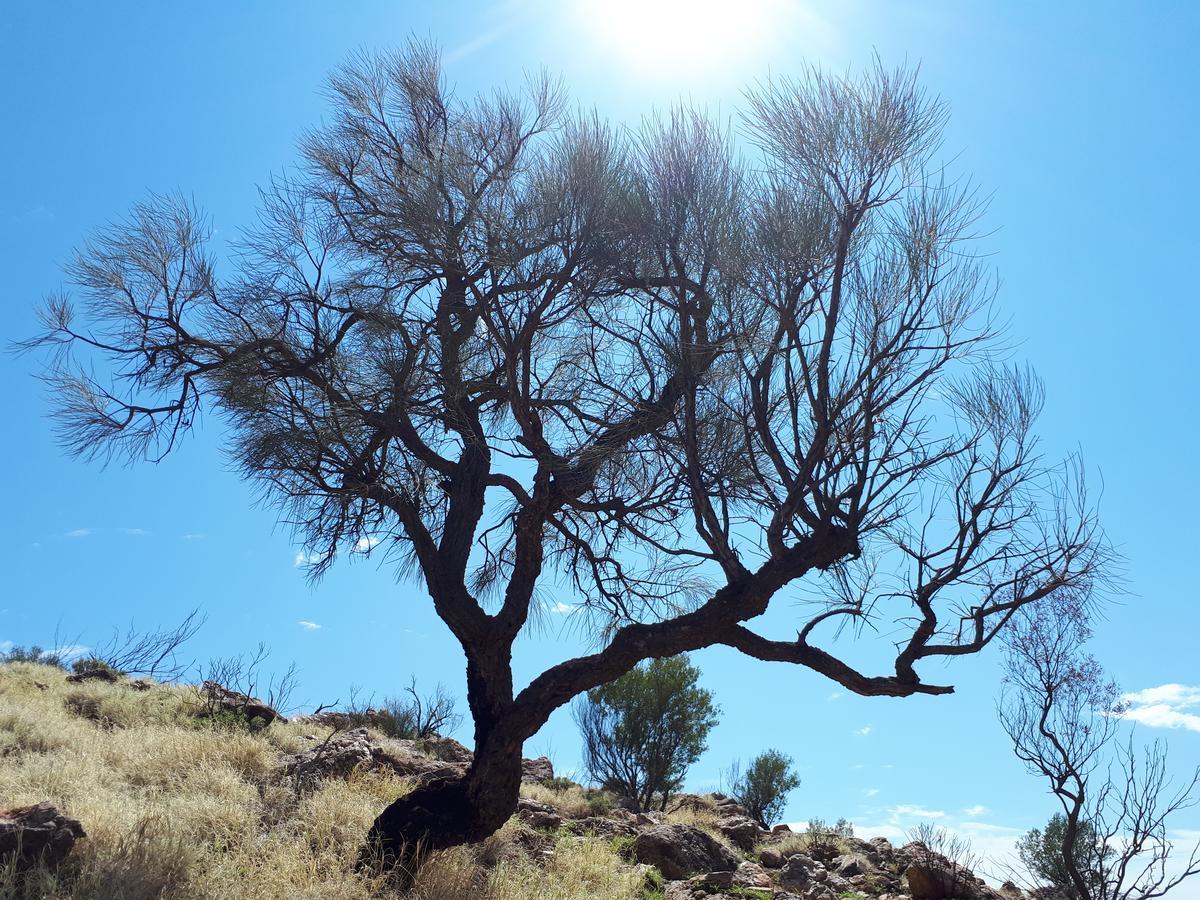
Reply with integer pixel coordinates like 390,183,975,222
574,0,784,81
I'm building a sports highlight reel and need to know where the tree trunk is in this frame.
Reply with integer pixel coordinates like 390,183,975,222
361,704,525,868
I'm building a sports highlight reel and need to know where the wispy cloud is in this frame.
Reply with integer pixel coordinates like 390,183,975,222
889,804,945,821
354,537,380,552
297,621,321,631
0,640,12,654
863,787,880,797
964,805,989,817
181,533,206,541
54,644,89,662
855,725,873,736
828,691,843,701
1121,684,1200,732
548,601,577,614
65,528,92,538
121,527,151,536
445,26,507,63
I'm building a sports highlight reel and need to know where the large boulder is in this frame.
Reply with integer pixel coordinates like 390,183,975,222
634,824,741,880
279,728,464,786
0,802,85,869
905,860,981,899
516,797,562,830
201,680,285,725
716,814,764,851
521,755,555,784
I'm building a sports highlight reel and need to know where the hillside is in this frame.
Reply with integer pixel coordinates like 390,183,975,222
0,662,1014,900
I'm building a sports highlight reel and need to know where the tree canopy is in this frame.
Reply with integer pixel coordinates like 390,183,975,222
28,41,1109,852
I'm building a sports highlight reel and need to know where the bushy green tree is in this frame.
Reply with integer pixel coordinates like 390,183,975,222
1017,813,1111,897
574,655,718,811
728,748,801,825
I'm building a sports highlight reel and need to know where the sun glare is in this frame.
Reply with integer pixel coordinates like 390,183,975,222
575,0,785,81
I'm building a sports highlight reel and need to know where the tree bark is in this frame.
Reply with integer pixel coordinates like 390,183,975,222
361,725,524,867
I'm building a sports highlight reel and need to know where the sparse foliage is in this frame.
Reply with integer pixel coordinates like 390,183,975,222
574,655,718,811
726,748,801,826
999,600,1200,900
342,677,462,740
26,40,1110,852
199,642,298,721
86,608,205,680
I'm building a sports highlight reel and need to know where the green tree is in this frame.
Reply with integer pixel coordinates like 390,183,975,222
1017,814,1110,897
574,655,718,811
727,748,801,826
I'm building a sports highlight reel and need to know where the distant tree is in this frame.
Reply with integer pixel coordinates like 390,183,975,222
1017,813,1111,897
0,645,65,668
574,655,718,811
999,599,1200,900
726,748,801,826
25,40,1109,858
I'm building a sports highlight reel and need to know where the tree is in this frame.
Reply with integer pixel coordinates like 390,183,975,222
25,41,1108,858
1017,813,1112,897
999,599,1200,900
726,748,801,826
574,654,718,811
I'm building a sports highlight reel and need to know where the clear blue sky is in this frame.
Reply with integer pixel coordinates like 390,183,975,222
3,0,1198,882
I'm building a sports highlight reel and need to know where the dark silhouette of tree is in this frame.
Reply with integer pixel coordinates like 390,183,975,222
574,654,718,811
726,748,801,826
1000,600,1200,900
25,42,1108,858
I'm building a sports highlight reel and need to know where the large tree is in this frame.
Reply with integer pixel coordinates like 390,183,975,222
27,43,1107,859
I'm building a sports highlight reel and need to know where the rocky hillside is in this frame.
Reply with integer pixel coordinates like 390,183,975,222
0,662,1019,900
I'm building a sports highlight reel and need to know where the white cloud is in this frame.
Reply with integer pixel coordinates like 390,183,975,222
828,691,844,701
889,804,946,822
1121,683,1200,733
53,644,89,662
549,601,577,614
855,725,873,736
863,788,880,797
65,528,92,538
294,551,319,567
964,805,989,817
181,533,206,541
297,621,321,631
120,527,151,536
354,537,380,552
0,640,12,653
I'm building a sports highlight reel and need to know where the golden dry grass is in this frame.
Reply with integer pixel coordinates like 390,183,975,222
0,663,649,900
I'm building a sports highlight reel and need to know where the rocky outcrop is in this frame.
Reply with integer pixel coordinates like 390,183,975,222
279,728,463,786
201,680,285,725
634,823,741,880
521,755,554,784
715,813,764,851
0,802,85,869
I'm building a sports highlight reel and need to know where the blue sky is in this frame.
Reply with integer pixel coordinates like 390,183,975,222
2,0,1199,883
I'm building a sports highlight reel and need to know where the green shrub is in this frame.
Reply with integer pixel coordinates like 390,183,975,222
726,748,801,826
574,655,719,811
0,645,66,668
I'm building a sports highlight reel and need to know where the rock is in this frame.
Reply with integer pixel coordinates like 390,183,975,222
905,860,980,899
280,728,374,783
0,802,85,869
128,679,153,692
999,881,1023,897
33,681,49,691
835,853,867,876
567,816,639,841
716,814,763,851
201,680,285,724
517,797,562,830
733,860,773,889
420,734,474,764
634,824,741,880
773,822,794,833
781,859,811,889
759,846,786,868
521,755,554,784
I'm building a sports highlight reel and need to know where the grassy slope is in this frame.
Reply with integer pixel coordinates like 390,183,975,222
0,662,646,900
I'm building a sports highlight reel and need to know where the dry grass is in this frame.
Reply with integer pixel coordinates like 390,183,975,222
0,663,650,900
519,781,595,819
